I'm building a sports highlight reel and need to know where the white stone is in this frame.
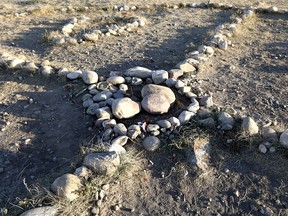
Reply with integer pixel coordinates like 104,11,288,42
20,206,58,216
168,117,180,128
93,90,113,102
107,76,125,85
141,93,170,114
82,33,98,42
112,97,141,119
41,66,54,76
178,111,195,125
175,80,185,89
109,143,126,155
74,166,91,178
82,71,98,84
187,98,200,113
241,117,259,136
95,107,112,120
125,66,152,78
111,135,129,146
258,144,267,154
86,103,100,115
67,71,82,80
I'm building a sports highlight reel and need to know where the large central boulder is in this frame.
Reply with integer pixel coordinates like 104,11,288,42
112,97,141,119
141,84,176,104
141,93,170,114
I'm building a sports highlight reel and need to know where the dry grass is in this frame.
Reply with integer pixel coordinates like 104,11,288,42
31,6,55,16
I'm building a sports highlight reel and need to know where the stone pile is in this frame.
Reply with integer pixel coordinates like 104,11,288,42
4,3,287,215
51,16,146,46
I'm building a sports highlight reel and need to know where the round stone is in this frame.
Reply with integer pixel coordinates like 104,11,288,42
241,117,259,136
143,136,161,151
107,76,125,85
280,130,288,149
112,97,141,119
151,70,168,84
82,71,98,84
141,84,175,104
141,93,170,114
156,120,171,129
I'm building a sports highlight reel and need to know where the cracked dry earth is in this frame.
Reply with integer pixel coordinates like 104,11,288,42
0,1,288,216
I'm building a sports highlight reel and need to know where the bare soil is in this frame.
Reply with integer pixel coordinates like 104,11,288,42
0,1,287,216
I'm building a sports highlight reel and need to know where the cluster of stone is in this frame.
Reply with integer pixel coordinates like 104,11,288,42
51,16,146,46
113,5,137,11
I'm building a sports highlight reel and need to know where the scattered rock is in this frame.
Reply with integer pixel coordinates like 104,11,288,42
82,33,98,42
141,84,176,104
168,117,181,128
51,174,82,201
168,69,183,79
218,112,234,130
141,93,170,114
93,90,113,102
187,98,200,113
192,138,211,171
165,78,177,87
176,61,196,72
41,66,54,76
143,136,161,151
112,97,141,119
241,117,259,136
131,77,143,85
107,76,125,85
83,152,120,176
147,124,160,132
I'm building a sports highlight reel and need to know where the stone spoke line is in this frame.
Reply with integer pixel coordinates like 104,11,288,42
0,2,287,216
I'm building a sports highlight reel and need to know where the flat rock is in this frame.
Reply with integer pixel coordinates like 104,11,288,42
280,130,288,149
82,71,98,84
93,90,113,102
168,69,183,79
156,120,171,129
20,206,58,216
107,76,125,85
187,98,200,113
86,103,100,115
51,174,81,201
192,138,211,171
67,71,82,80
176,61,196,72
109,143,126,155
82,33,98,42
199,95,213,107
112,97,141,119
83,152,120,176
143,136,161,151
125,66,152,78
141,84,175,104
141,93,170,114
241,117,259,136
111,135,129,146
95,106,112,120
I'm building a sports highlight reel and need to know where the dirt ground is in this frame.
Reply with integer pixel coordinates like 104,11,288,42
0,0,287,216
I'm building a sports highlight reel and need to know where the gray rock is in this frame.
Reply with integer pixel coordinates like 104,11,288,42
51,174,81,201
175,80,185,89
185,92,197,99
113,123,127,135
218,112,234,126
86,103,100,115
156,120,171,129
83,152,120,176
82,71,98,84
82,94,92,101
187,98,200,113
82,99,94,108
111,135,129,146
258,144,267,154
262,127,278,141
102,119,117,129
168,117,181,128
107,76,125,85
199,95,213,107
151,70,168,84
95,107,112,120
145,78,153,84
178,110,195,125
131,77,143,85
93,90,113,102
165,78,177,87
192,138,211,171
147,124,160,132
141,84,175,104
127,124,142,139
168,69,183,79
218,39,228,50
141,93,170,114
198,45,214,56
106,98,114,106
20,207,58,216
279,130,288,149
113,92,124,99
98,101,107,107
178,86,191,95
198,117,216,129
112,97,141,119
143,136,161,151
241,117,259,136
102,128,113,141
125,66,152,78
269,146,276,152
